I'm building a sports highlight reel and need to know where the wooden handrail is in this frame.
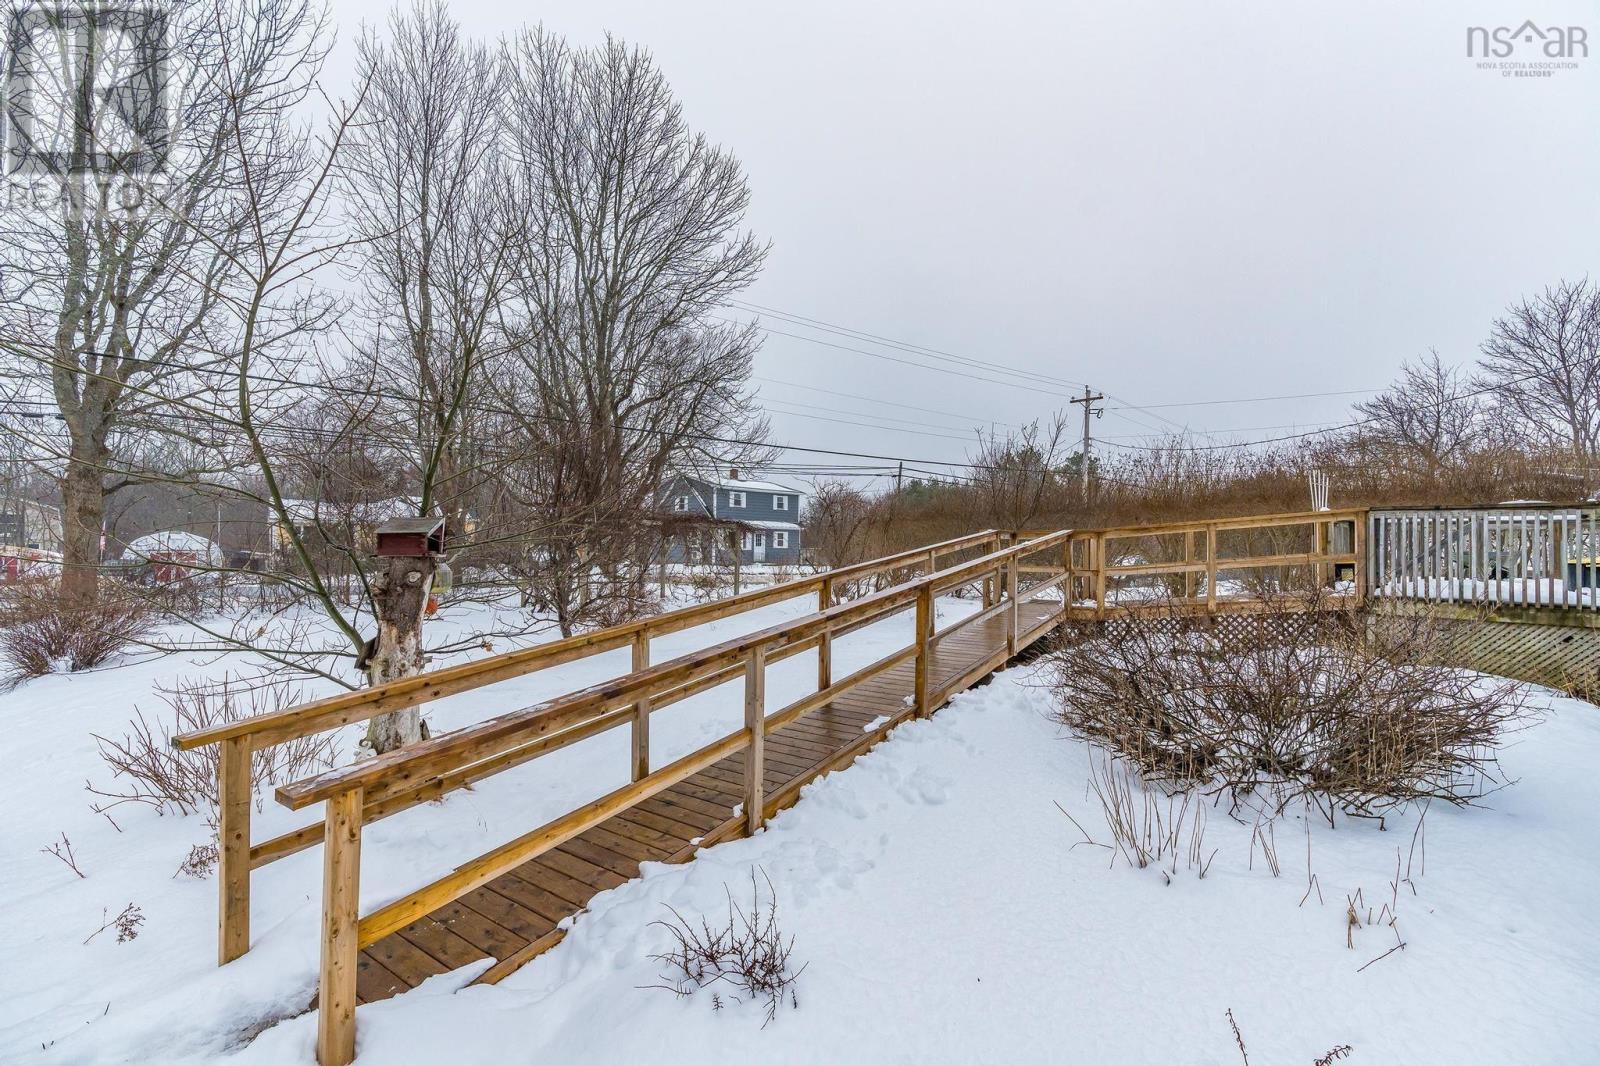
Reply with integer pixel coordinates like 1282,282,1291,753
276,532,1055,810
174,528,1001,752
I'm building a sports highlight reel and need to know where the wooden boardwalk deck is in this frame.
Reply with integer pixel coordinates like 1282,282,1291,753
352,598,1060,1003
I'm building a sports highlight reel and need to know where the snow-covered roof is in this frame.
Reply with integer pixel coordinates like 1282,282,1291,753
742,520,801,531
716,478,803,494
672,472,803,495
124,531,222,563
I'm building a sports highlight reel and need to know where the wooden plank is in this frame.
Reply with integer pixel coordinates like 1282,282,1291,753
393,917,486,971
355,730,748,948
744,649,765,835
217,736,251,965
355,951,408,1004
630,633,650,782
361,936,444,994
316,788,362,1066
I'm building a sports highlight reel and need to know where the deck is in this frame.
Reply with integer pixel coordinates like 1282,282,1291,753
352,598,1060,1003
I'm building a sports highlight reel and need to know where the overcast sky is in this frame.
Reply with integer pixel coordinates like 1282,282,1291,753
333,0,1600,483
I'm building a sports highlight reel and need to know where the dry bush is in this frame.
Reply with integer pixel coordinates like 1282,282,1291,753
1047,596,1532,825
0,578,155,686
89,675,339,818
1064,753,1215,881
647,870,805,1025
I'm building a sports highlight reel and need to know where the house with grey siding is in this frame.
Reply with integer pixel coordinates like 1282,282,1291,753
660,471,804,565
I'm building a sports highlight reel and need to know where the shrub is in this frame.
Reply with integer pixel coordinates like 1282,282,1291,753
1046,595,1532,824
88,675,339,818
647,870,805,1025
0,578,154,686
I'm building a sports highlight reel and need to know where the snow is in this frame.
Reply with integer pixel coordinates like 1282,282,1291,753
4,594,1599,1064
123,531,224,565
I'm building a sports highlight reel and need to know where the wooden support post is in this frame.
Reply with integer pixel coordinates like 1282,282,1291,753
817,578,833,691
926,549,937,575
1353,516,1367,606
914,583,932,717
982,573,993,609
1313,519,1328,589
1094,534,1108,616
743,648,765,836
317,788,363,1066
1183,531,1196,600
1205,524,1218,611
1062,540,1074,617
1005,554,1019,657
630,632,650,782
217,735,252,965
730,529,742,596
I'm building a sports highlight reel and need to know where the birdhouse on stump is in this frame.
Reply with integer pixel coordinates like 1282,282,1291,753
374,516,446,557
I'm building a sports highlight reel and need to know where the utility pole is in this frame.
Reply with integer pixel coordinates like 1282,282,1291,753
1069,386,1104,499
895,460,904,494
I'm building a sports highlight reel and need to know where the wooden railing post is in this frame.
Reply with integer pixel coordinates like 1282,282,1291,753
1313,519,1328,588
914,583,932,717
317,787,363,1066
1062,539,1074,618
1094,533,1108,616
1205,524,1218,611
630,632,650,782
1005,553,1019,657
817,577,833,691
1183,531,1196,600
218,735,252,965
1353,514,1368,606
743,648,766,835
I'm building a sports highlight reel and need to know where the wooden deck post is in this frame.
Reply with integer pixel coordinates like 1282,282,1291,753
914,583,932,717
630,632,650,782
1353,514,1368,606
743,648,766,835
1205,524,1218,611
217,735,252,965
1005,553,1019,657
817,577,833,691
317,788,363,1066
1094,534,1108,616
1183,531,1196,601
1313,519,1328,589
730,530,742,596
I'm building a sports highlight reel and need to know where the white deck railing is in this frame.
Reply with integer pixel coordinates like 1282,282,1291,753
1368,506,1599,611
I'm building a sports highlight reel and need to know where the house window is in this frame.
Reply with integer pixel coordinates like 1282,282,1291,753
772,495,789,511
773,531,789,548
673,496,688,512
741,531,753,550
728,491,747,508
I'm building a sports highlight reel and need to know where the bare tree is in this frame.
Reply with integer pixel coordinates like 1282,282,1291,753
1352,350,1480,474
0,0,330,605
338,0,517,749
497,30,770,635
1476,278,1600,458
969,414,1072,531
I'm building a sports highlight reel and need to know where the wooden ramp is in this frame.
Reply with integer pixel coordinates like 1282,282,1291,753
353,599,1059,1003
176,514,1378,1065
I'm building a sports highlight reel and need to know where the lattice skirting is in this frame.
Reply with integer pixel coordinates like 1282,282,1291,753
1051,608,1599,700
1429,616,1600,697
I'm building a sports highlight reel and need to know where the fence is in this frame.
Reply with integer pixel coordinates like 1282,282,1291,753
1368,505,1600,612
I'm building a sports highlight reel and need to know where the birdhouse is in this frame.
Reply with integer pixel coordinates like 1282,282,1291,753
374,516,447,558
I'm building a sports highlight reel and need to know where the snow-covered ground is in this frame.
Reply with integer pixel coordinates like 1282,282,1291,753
4,594,1598,1064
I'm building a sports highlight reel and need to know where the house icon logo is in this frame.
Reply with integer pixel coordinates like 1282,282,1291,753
1467,20,1589,77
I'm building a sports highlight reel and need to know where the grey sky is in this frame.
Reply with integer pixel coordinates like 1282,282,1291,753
332,0,1600,479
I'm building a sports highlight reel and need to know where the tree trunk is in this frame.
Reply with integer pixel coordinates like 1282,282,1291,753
364,555,436,754
59,457,105,606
